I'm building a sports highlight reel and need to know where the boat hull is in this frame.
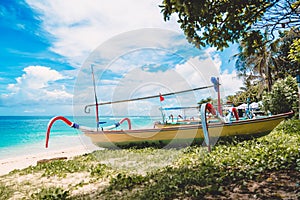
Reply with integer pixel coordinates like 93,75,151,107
84,112,292,148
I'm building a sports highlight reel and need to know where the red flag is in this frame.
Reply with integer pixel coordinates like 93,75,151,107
159,93,164,102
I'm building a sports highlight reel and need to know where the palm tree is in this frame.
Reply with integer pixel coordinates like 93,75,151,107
234,31,280,92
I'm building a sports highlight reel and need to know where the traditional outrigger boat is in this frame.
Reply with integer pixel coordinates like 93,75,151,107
45,74,293,150
45,109,292,150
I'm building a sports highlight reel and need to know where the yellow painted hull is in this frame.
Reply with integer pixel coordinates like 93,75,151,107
84,112,292,148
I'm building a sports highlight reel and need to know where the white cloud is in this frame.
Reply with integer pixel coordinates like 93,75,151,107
204,47,222,71
19,1,244,116
174,56,243,99
220,70,243,96
26,0,180,67
9,66,64,90
2,66,73,106
175,56,219,87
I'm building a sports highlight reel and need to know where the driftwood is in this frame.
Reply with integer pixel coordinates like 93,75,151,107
37,157,67,164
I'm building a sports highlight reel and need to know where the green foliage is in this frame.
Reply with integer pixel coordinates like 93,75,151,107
233,23,299,96
160,0,299,50
262,75,298,114
108,173,147,191
90,164,109,177
288,38,300,63
31,187,70,200
235,30,279,92
276,29,300,78
232,29,299,106
198,97,212,104
275,118,300,133
227,84,263,106
161,0,267,50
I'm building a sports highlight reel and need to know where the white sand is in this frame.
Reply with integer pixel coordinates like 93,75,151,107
0,136,102,176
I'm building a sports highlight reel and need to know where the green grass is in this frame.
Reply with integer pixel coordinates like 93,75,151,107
94,119,300,199
1,119,299,199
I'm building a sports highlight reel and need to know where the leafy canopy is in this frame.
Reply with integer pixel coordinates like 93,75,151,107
160,0,300,50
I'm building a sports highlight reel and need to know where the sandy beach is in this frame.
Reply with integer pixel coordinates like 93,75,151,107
0,136,101,176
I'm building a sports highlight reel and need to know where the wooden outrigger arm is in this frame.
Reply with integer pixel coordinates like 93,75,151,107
84,85,215,113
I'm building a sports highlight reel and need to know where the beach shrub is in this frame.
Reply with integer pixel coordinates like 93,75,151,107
31,187,69,200
262,75,298,114
90,163,109,177
0,183,13,199
108,173,147,191
275,118,300,133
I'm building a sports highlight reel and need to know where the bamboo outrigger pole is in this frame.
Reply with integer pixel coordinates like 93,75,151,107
84,85,216,113
91,65,99,130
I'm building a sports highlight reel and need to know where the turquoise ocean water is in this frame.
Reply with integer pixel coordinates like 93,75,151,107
0,116,159,159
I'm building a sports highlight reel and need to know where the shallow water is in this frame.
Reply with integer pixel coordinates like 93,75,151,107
0,116,160,159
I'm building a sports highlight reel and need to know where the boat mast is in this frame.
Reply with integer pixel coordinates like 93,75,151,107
159,93,166,123
211,77,222,116
216,77,222,115
91,65,99,130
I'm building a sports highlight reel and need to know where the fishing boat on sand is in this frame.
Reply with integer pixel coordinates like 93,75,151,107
45,73,293,150
46,109,292,150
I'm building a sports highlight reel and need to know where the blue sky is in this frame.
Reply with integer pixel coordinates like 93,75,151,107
0,0,243,116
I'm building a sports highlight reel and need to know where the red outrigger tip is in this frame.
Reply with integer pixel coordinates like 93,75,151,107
45,116,74,148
